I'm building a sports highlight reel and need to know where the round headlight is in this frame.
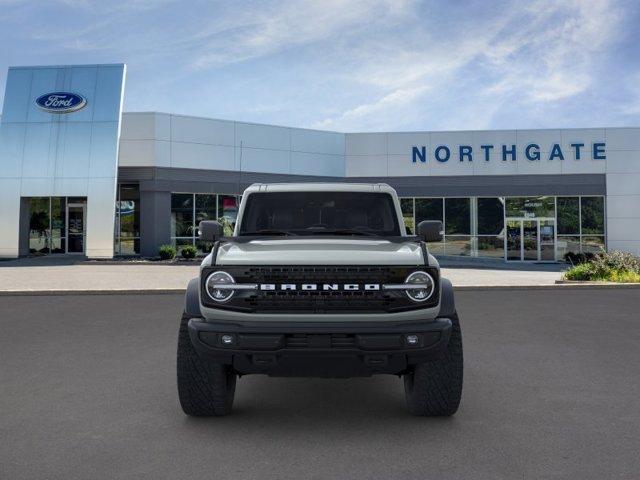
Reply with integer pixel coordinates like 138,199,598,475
205,271,235,302
404,271,435,302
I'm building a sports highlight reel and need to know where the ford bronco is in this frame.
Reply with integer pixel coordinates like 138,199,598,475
177,183,463,416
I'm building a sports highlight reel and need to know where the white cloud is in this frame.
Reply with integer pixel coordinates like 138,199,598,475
189,0,413,69
314,0,625,130
0,0,631,130
483,0,621,103
314,85,428,130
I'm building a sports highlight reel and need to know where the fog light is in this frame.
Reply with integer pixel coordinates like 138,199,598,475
406,334,419,345
221,334,235,345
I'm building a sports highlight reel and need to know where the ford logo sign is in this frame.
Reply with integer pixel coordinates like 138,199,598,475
35,92,87,114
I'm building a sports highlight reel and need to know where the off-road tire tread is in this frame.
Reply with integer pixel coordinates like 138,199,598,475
404,312,463,416
177,312,236,416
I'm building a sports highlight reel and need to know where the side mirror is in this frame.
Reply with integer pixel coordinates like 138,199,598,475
417,220,444,242
198,220,224,242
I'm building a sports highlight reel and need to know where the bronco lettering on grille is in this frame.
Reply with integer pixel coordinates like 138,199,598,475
259,284,381,291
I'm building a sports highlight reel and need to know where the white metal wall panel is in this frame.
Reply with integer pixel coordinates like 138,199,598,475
171,142,235,171
290,128,344,156
171,115,235,146
605,127,640,255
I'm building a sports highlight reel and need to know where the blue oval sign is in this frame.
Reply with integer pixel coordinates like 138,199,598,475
35,92,87,114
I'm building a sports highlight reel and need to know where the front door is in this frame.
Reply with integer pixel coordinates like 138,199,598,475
66,204,86,254
505,218,555,261
522,220,538,261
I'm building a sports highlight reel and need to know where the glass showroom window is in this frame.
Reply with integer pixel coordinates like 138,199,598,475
217,195,239,235
114,184,140,255
444,198,471,256
28,197,67,254
556,196,606,257
505,196,555,219
400,198,415,234
28,197,54,254
581,197,605,253
49,197,67,253
415,198,444,254
194,194,217,253
557,197,580,259
412,197,473,256
477,197,505,258
28,196,86,255
171,193,196,251
171,193,240,254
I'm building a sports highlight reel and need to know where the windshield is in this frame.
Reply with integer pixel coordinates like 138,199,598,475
238,191,401,236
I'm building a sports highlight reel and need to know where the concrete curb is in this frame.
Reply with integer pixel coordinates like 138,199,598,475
0,288,187,296
554,280,640,287
2,283,639,295
459,283,640,291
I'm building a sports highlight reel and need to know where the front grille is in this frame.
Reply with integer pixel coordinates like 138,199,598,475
246,288,392,311
201,265,439,313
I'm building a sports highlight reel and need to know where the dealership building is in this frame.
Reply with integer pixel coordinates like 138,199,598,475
1,63,640,261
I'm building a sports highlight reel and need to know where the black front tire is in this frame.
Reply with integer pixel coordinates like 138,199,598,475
177,312,236,416
404,312,463,416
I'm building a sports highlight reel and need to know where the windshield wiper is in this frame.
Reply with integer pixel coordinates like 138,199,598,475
240,229,298,236
307,228,381,237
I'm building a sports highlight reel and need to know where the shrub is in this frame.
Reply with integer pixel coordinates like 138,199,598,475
591,250,640,274
181,244,198,259
199,242,214,253
158,244,176,260
608,269,640,283
563,252,579,264
217,217,235,236
563,251,595,265
563,250,640,282
564,263,596,281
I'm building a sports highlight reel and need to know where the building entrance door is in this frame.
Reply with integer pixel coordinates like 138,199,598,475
66,203,86,254
505,218,555,261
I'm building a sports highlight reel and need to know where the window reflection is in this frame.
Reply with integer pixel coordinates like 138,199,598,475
477,236,504,258
28,196,85,255
169,193,241,255
415,198,443,224
581,197,605,234
115,184,140,255
505,196,555,218
400,198,414,234
557,197,579,235
477,198,504,235
171,194,194,238
29,197,50,254
217,195,238,236
398,194,605,260
445,198,470,235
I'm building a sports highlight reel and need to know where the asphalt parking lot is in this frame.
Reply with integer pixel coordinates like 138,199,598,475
1,289,639,480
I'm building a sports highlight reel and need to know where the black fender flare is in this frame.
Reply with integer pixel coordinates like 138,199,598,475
438,277,456,318
184,277,202,318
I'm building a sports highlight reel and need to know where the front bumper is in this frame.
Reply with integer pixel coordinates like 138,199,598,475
188,317,452,377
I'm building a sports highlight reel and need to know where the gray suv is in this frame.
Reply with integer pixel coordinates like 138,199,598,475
178,183,463,416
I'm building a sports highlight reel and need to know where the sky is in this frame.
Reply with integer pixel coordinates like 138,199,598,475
0,0,639,132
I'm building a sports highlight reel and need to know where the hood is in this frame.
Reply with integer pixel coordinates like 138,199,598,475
215,238,425,266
